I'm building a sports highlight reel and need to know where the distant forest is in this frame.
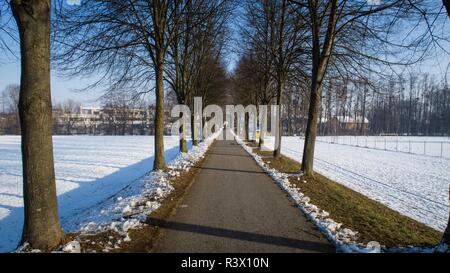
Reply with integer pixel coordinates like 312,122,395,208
276,73,450,136
2,70,449,137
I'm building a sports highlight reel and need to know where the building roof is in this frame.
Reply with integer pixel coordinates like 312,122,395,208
321,116,369,123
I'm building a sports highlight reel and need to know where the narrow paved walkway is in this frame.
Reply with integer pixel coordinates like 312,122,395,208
153,140,335,253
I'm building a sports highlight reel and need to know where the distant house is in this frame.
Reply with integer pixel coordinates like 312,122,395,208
53,105,171,135
320,115,369,135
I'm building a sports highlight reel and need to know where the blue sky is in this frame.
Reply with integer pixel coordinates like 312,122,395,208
0,1,448,107
0,60,102,106
0,0,101,106
1,52,446,107
0,0,240,106
0,55,240,107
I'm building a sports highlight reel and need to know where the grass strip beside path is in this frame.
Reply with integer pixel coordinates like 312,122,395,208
251,145,442,248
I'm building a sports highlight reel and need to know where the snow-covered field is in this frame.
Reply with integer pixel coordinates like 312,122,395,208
1,134,448,252
0,135,189,252
262,136,449,232
317,136,450,158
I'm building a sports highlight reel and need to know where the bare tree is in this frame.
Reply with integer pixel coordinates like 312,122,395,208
2,84,19,112
232,54,260,140
166,0,230,151
269,0,307,157
288,0,448,176
0,2,18,60
1,84,20,134
241,0,279,147
54,0,193,170
298,0,339,176
60,99,81,135
11,0,64,250
150,0,174,169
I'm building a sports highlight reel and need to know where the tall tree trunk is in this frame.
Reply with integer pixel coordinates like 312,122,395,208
273,79,283,158
153,51,166,170
258,103,266,148
360,83,367,135
11,0,64,250
180,133,188,152
130,116,134,136
443,217,450,245
191,96,201,146
258,123,265,147
301,0,338,177
180,112,188,153
191,111,198,146
245,112,249,141
273,0,286,158
254,102,259,144
442,187,450,245
301,78,322,177
287,95,292,136
201,115,206,142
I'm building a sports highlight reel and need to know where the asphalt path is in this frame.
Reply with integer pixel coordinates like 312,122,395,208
153,140,335,253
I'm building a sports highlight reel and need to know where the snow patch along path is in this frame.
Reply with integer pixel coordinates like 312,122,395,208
262,137,449,231
0,136,186,252
69,131,221,241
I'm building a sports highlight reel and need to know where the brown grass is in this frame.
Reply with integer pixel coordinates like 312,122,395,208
252,147,442,248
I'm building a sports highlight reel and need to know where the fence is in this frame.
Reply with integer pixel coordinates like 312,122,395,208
316,136,450,159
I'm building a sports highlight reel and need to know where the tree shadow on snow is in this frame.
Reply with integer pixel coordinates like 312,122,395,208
0,142,188,252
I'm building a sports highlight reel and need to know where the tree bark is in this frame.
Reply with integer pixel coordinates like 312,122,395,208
258,104,266,148
443,214,450,245
442,187,450,245
444,0,450,17
11,0,64,250
258,131,264,148
273,0,287,158
360,82,367,135
180,137,188,153
273,79,284,158
180,112,188,153
191,101,198,146
301,0,338,177
245,112,249,141
201,115,206,142
153,50,166,170
191,114,197,145
301,79,322,177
